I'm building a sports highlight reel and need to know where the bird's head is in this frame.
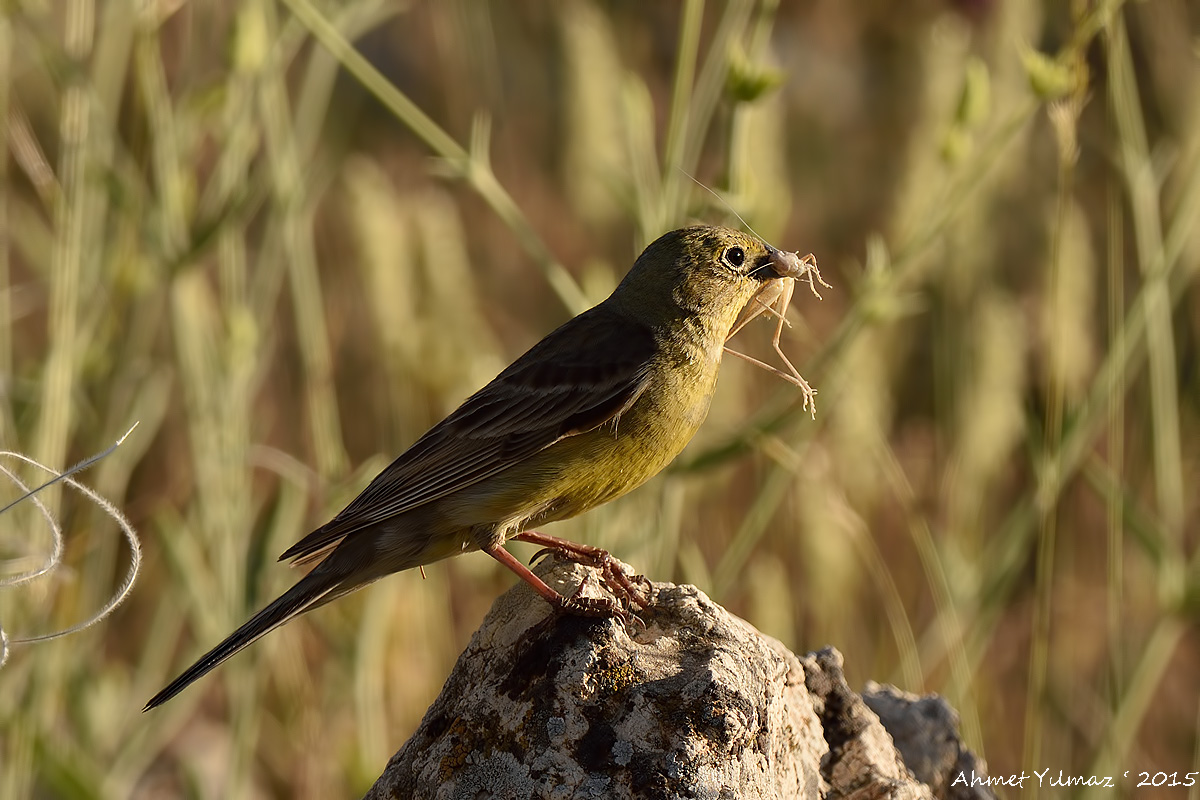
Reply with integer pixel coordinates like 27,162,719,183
609,225,798,339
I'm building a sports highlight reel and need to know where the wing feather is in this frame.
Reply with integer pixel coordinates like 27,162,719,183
279,306,656,564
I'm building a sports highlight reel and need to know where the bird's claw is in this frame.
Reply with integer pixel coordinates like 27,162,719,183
558,593,634,626
558,573,647,630
531,544,652,610
528,547,558,568
515,531,652,627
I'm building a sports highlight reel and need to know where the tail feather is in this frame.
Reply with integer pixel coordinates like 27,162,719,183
143,569,344,711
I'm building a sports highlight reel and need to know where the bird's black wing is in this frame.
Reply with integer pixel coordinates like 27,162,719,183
279,306,657,564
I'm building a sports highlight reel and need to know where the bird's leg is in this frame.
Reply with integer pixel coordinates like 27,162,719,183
483,542,634,623
514,531,652,611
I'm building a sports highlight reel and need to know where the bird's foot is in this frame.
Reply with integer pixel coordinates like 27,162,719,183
483,541,646,628
516,531,652,611
551,576,641,626
551,570,647,629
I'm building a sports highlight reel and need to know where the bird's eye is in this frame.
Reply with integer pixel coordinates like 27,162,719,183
723,246,745,269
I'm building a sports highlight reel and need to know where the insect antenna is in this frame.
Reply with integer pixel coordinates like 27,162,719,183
679,169,771,246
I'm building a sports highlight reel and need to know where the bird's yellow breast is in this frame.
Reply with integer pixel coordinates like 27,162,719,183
444,333,723,539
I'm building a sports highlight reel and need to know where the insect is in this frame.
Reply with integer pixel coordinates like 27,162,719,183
680,171,830,417
723,249,829,418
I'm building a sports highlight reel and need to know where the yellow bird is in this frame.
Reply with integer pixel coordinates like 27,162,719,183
145,225,822,710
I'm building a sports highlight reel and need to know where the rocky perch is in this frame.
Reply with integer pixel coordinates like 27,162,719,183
365,558,994,800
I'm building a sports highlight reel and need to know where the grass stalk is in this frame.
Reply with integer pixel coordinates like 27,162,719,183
279,0,589,314
0,16,13,443
1104,144,1125,712
32,0,96,508
1022,94,1078,789
660,0,703,230
260,0,348,478
1107,17,1185,547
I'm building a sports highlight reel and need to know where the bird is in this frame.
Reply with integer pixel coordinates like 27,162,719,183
144,225,820,710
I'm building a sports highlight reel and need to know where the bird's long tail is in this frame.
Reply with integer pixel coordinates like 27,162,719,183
143,566,350,711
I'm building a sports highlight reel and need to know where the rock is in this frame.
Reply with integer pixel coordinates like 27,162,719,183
863,684,995,800
800,648,931,800
365,558,990,800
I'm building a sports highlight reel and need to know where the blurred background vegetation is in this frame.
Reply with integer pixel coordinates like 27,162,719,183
2,0,1198,796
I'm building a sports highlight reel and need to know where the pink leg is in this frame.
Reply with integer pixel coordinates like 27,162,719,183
511,531,651,610
483,543,634,622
